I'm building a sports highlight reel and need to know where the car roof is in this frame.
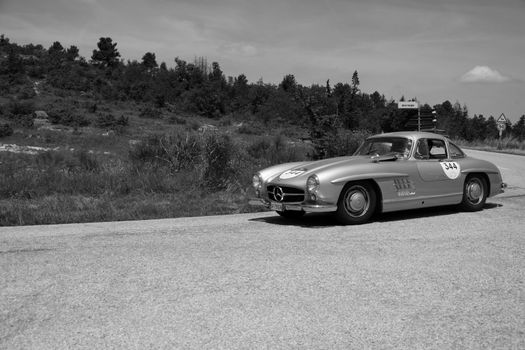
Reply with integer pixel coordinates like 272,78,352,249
367,131,448,141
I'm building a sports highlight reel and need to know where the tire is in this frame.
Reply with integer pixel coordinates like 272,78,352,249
276,210,305,219
336,181,377,225
459,175,487,212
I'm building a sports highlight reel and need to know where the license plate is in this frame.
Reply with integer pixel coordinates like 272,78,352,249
270,202,284,211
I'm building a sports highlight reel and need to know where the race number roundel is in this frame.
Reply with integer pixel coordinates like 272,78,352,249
279,170,305,179
440,162,461,179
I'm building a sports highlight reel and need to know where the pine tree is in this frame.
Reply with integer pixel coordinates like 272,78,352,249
142,52,157,70
513,115,525,141
91,37,121,68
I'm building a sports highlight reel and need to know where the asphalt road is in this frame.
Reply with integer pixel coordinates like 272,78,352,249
1,150,524,349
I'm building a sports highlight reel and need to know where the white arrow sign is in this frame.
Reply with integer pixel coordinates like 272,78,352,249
398,101,419,109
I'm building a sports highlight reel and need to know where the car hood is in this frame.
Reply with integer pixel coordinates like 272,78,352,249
263,155,397,187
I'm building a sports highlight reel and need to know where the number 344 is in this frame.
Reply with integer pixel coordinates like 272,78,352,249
443,162,458,170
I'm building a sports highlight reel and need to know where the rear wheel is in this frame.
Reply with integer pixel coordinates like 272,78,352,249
459,175,487,211
276,210,305,219
336,181,376,225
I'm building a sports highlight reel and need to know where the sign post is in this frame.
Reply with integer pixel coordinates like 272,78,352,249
496,113,507,150
398,101,420,130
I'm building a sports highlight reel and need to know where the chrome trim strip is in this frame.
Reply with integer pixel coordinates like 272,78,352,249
249,198,337,213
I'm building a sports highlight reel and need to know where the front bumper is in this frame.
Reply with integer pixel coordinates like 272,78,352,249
249,198,337,213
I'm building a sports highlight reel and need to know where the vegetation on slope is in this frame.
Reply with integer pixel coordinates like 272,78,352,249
0,34,524,225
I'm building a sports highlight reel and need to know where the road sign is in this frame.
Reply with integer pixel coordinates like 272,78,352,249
497,113,507,131
398,101,419,109
497,113,507,124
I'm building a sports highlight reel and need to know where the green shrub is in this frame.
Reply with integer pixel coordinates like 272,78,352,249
201,133,240,190
237,123,262,135
6,100,34,116
17,85,37,99
247,134,308,165
247,137,272,159
10,114,34,128
95,113,128,130
168,115,187,125
139,106,163,119
0,123,14,137
77,150,100,173
48,109,91,127
129,132,202,172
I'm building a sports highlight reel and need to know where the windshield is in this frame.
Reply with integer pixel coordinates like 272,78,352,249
354,137,413,158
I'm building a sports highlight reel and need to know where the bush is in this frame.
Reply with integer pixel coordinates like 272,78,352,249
77,150,100,173
129,132,202,172
139,106,163,119
247,134,308,165
6,100,34,116
96,113,128,130
17,85,37,99
0,123,14,137
309,113,370,159
237,123,262,135
130,131,242,191
48,110,91,127
201,133,239,189
168,115,187,125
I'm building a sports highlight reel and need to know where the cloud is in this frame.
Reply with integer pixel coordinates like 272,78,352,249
219,43,260,57
460,65,511,83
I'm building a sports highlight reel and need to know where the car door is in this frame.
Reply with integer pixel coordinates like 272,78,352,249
414,138,463,202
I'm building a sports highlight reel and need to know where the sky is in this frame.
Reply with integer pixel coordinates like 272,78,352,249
1,0,524,122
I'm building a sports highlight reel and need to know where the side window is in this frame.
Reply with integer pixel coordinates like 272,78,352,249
415,139,447,160
428,139,447,159
414,139,429,159
448,142,465,159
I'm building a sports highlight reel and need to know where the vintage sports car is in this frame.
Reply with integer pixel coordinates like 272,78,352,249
250,131,506,224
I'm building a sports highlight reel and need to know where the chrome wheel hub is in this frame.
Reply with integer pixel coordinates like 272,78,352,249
467,181,482,203
344,187,369,215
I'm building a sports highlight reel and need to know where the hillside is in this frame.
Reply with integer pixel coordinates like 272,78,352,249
1,34,524,225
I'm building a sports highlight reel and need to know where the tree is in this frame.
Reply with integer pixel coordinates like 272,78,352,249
209,62,224,82
279,74,297,94
91,37,121,68
466,114,488,141
142,52,157,70
325,79,332,97
370,91,386,109
231,74,250,111
0,34,10,46
66,45,79,61
332,82,354,128
513,115,525,141
47,41,65,67
48,41,64,55
485,116,499,139
351,70,360,95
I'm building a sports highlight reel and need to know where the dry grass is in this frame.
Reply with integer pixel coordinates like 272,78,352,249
0,117,310,226
454,137,525,156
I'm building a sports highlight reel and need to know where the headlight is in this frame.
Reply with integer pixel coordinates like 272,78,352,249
252,174,262,189
306,175,320,195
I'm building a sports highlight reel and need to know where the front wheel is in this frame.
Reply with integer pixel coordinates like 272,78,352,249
336,182,377,225
459,175,487,211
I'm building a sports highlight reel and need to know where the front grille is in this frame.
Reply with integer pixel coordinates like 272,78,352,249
267,185,305,203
